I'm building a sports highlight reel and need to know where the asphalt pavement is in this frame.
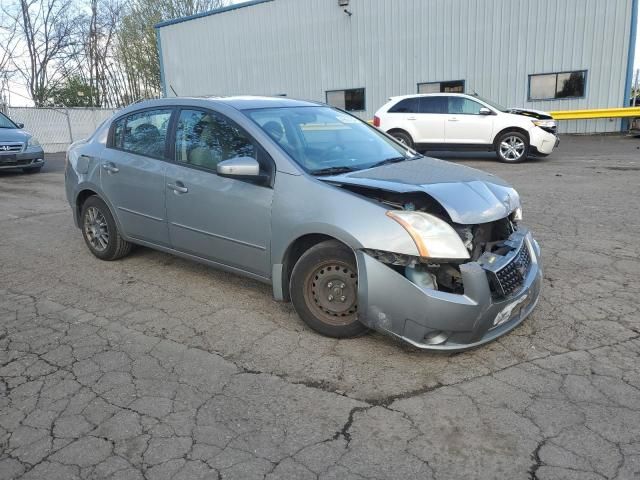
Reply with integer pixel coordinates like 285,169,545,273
1,135,639,479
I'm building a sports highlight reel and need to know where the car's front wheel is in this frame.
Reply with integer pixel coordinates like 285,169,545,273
81,196,132,261
495,131,529,163
290,240,367,338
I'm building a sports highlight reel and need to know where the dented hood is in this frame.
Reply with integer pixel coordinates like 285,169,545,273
320,157,520,224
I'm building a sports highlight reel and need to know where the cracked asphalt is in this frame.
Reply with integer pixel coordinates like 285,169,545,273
1,135,639,479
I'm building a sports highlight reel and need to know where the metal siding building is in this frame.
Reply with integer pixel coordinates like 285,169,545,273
157,0,638,134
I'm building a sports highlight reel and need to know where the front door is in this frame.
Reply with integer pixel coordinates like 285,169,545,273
100,108,173,246
444,96,494,144
165,108,273,277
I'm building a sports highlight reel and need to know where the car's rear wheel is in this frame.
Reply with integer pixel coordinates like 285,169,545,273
81,196,132,261
495,131,529,163
389,130,414,149
290,240,367,338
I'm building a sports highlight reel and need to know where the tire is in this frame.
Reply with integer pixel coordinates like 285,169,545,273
22,166,42,174
389,130,414,149
80,195,132,261
495,131,529,163
290,240,367,338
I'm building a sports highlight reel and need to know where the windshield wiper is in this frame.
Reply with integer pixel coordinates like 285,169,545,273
369,154,423,169
309,166,359,176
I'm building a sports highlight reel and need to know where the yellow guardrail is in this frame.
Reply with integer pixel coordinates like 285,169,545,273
550,107,640,120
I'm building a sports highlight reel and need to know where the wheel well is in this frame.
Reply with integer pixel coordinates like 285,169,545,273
76,189,98,221
493,127,530,147
386,128,412,139
280,234,350,301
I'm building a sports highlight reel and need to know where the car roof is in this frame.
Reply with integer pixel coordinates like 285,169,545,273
389,93,472,101
121,95,323,113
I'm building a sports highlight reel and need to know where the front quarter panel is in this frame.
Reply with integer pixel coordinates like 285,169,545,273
271,173,420,264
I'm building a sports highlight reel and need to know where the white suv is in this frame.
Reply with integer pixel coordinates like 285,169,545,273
373,93,558,163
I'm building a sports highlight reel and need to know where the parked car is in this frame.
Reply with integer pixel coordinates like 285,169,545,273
373,93,559,163
0,112,45,173
65,97,542,351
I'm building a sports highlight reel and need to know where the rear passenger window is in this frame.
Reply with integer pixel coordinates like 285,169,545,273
112,109,172,159
389,98,419,113
419,97,446,114
174,109,256,171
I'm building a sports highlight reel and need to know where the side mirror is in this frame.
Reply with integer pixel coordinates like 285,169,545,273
479,108,493,116
16,122,24,129
217,156,260,178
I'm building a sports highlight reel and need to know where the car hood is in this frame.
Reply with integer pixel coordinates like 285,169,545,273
0,128,29,142
319,157,520,224
505,107,554,120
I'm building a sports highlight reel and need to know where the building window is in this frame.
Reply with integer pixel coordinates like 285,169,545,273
529,70,587,100
326,88,365,111
418,80,465,94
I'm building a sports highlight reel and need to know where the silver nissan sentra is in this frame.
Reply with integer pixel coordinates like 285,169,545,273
65,96,542,351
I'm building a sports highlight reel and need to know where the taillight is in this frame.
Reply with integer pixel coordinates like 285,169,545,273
373,115,380,127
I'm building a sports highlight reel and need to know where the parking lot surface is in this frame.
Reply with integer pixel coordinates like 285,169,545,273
1,135,639,479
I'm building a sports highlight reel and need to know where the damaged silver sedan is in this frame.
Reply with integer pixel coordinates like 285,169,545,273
65,96,542,351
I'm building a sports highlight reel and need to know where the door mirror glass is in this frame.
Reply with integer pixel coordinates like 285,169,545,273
217,156,260,177
479,107,493,116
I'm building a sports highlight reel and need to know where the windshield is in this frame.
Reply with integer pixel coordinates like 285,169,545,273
246,106,416,174
0,112,18,129
472,95,507,112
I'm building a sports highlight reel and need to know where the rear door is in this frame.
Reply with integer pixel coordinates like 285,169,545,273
387,97,446,144
165,108,273,277
414,96,447,143
444,96,494,144
100,108,173,246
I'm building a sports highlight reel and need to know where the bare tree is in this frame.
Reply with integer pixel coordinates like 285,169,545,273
2,0,80,106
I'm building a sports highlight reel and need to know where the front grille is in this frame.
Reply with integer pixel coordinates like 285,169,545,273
492,244,531,296
0,158,30,166
0,143,24,153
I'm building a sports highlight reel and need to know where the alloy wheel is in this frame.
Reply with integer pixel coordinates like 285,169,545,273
499,136,526,161
84,206,109,252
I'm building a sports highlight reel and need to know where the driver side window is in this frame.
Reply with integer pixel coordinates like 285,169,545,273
175,109,256,171
447,97,483,115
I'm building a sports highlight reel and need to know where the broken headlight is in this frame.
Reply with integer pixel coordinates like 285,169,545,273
512,207,523,222
386,211,470,260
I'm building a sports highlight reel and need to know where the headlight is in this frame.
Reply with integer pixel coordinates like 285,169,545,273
27,137,40,147
532,119,556,129
386,211,470,260
512,207,523,222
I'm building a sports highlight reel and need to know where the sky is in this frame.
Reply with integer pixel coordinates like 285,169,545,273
4,4,640,107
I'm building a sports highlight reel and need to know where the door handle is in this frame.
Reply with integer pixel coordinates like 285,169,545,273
167,182,188,194
407,116,417,120
448,118,459,122
101,162,119,173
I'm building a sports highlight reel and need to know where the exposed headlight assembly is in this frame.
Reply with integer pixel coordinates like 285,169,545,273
512,206,523,222
27,136,41,147
386,211,470,260
532,119,556,129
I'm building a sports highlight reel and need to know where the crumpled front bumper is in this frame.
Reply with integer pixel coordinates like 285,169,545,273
356,228,542,351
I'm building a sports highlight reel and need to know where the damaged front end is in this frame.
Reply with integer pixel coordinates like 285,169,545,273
353,190,543,351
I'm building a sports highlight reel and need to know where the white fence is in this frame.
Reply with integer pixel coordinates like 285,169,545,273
3,106,119,153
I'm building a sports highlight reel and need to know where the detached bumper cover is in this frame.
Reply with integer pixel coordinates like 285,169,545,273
0,149,45,170
529,128,558,155
356,228,542,351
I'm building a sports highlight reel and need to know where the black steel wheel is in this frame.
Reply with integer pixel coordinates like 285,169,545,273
290,240,367,338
